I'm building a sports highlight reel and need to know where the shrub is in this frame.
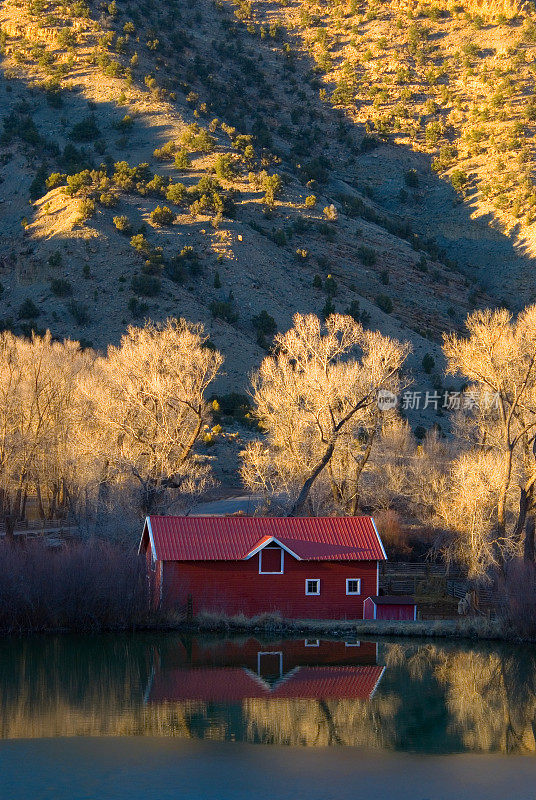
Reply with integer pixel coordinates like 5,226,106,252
174,149,191,169
127,296,149,318
0,540,148,634
450,169,469,196
324,274,337,295
153,140,176,161
304,194,316,208
46,172,67,190
374,509,411,556
313,274,322,289
113,215,132,234
252,309,277,336
214,154,237,181
130,274,161,296
116,114,134,132
64,170,93,197
78,198,96,220
150,205,175,225
404,169,419,188
376,294,393,313
357,245,377,266
67,300,90,325
99,192,118,208
70,115,100,142
346,300,370,327
18,298,40,319
180,124,215,153
323,203,338,221
422,353,435,373
166,183,186,204
210,300,238,323
130,233,151,253
50,278,72,297
321,296,336,320
48,251,62,269
262,173,283,207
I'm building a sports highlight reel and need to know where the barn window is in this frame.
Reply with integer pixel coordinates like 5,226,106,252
304,639,320,647
305,578,320,595
259,545,284,574
346,578,361,595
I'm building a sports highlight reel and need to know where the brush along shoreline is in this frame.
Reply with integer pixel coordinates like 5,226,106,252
158,612,528,643
0,616,531,641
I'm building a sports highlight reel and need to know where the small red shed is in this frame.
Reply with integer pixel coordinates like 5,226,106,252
139,515,387,619
363,595,417,621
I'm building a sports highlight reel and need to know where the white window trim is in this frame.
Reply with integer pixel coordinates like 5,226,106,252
259,547,284,574
345,640,361,647
304,639,320,647
346,578,361,595
257,651,283,678
305,578,320,595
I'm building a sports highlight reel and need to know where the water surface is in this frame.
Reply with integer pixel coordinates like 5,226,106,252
1,633,536,754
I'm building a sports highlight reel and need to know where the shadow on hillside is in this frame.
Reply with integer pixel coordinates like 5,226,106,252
207,0,536,308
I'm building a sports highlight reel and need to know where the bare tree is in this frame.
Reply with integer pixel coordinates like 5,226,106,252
241,313,410,516
82,319,223,516
443,306,536,575
0,331,93,537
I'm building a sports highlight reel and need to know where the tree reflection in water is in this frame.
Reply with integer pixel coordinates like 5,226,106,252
0,634,535,752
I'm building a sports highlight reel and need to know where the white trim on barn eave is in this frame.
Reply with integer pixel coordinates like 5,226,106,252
243,536,302,561
138,516,158,561
371,517,388,561
369,666,386,699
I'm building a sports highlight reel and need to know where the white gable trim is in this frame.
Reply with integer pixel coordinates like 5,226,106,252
138,516,157,560
243,536,302,561
371,517,388,560
369,666,386,698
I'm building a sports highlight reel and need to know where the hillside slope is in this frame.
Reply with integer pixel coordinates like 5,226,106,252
0,0,526,414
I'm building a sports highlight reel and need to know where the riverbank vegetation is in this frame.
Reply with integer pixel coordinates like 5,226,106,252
0,539,149,634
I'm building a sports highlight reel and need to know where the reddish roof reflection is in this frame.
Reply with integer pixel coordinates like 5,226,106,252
145,638,385,704
147,665,384,702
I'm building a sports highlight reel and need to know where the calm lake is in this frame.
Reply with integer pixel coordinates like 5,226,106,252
1,633,536,799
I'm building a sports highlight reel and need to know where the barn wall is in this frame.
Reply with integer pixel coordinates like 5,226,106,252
162,554,378,618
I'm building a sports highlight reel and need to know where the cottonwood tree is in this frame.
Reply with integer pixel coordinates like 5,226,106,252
442,306,536,577
0,332,93,537
241,313,410,516
83,319,223,516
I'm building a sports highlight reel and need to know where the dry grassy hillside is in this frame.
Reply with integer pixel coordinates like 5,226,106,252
0,0,528,408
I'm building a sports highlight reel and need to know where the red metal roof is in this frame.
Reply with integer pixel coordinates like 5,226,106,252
366,595,416,605
144,515,386,562
147,665,385,703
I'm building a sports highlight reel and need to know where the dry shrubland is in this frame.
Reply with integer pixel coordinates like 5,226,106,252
0,539,148,633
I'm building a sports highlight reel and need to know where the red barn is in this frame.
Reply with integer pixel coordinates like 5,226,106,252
139,515,387,619
363,595,417,621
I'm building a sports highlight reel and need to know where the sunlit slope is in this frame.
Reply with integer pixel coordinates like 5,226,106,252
0,0,502,394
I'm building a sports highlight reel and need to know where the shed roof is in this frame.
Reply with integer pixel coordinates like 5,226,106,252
142,515,386,562
366,595,416,605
